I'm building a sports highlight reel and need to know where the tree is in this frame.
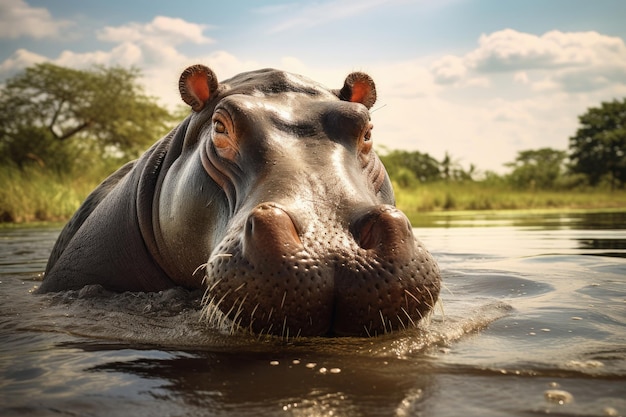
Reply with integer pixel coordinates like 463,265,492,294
0,63,173,172
441,151,474,181
569,98,626,189
505,148,567,189
380,150,441,183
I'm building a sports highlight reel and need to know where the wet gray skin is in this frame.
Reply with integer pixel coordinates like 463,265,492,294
38,65,441,337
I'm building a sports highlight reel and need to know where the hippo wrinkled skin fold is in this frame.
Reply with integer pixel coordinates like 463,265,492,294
38,65,441,337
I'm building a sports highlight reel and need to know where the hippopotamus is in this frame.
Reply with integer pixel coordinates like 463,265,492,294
38,65,441,337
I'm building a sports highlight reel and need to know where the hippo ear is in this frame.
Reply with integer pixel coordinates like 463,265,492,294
179,64,219,112
337,72,377,109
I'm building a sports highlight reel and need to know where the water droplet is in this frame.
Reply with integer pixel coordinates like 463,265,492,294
544,389,574,404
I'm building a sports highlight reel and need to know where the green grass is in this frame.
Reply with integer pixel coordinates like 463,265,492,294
394,180,626,223
2,165,625,224
0,165,104,223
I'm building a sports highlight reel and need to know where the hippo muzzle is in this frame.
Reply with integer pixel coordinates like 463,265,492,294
39,64,441,338
205,202,439,337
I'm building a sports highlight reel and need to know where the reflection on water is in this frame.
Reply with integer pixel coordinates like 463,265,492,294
414,209,626,230
1,211,625,417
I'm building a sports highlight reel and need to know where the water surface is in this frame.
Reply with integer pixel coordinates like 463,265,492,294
1,211,625,416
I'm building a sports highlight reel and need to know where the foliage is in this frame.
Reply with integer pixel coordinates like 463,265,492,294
505,147,567,189
441,151,475,181
0,164,107,222
379,149,441,183
0,63,174,173
569,98,626,189
392,180,626,221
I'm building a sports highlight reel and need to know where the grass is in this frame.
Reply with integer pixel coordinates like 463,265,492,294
393,180,626,224
1,165,625,224
0,165,105,223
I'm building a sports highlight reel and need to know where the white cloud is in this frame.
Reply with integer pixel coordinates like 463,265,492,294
0,0,72,39
98,16,214,46
0,48,47,75
430,29,626,94
431,55,467,85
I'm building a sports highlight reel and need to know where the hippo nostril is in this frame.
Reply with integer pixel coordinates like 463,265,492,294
352,205,414,257
243,203,302,262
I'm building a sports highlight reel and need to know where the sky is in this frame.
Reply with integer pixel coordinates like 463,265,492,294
1,0,625,174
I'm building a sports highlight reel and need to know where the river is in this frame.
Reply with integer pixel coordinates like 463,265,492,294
1,211,625,416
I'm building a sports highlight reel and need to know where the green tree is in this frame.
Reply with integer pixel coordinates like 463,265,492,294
380,149,441,183
569,98,626,189
505,148,566,189
441,151,474,181
0,63,173,172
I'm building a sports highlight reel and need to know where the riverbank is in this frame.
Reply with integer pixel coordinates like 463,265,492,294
2,167,625,224
394,181,626,224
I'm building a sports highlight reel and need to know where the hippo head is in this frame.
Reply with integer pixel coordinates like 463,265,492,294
176,65,441,337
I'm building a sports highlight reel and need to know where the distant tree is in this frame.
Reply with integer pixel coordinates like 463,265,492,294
441,151,474,181
0,63,173,172
380,150,441,183
569,98,626,189
505,148,566,189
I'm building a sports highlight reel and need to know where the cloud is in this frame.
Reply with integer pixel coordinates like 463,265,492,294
0,48,47,76
98,16,214,46
467,29,626,73
0,0,72,39
430,29,626,93
431,55,467,85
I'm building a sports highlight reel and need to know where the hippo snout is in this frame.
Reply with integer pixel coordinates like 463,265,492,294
204,202,441,337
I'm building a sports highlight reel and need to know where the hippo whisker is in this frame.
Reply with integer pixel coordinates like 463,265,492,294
379,310,388,334
201,278,217,304
229,300,246,335
193,263,208,277
396,314,407,330
424,286,437,311
230,294,246,323
363,326,372,338
404,289,420,304
210,253,234,260
401,307,417,328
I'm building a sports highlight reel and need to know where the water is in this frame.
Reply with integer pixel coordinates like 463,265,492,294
1,211,625,416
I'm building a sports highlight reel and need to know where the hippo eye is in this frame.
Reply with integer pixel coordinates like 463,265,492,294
214,120,227,134
364,126,372,142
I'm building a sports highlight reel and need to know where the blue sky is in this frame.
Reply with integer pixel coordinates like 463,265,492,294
1,0,625,173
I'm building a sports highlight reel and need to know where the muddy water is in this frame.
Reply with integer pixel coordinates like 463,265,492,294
1,211,625,416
